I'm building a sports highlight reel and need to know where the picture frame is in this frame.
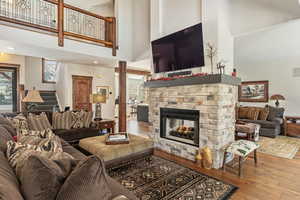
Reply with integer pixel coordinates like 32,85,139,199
238,81,269,102
96,86,110,98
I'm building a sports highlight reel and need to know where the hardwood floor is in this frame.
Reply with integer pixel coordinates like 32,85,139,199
127,120,300,200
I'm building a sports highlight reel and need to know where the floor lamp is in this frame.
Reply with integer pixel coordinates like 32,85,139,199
22,87,44,114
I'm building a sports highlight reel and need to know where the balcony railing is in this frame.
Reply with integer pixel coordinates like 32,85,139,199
0,0,117,56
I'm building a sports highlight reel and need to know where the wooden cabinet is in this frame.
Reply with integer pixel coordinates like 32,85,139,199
284,116,300,137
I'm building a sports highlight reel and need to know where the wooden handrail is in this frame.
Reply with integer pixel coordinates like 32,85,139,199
63,3,112,22
0,0,117,56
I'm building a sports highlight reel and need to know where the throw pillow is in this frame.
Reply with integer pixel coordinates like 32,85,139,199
0,126,14,152
246,107,260,120
18,135,63,152
0,152,24,200
56,156,112,200
267,105,285,121
71,111,85,129
6,141,73,174
0,114,17,135
18,128,55,138
19,155,77,200
238,107,249,119
28,112,52,131
83,111,93,128
52,111,73,130
5,114,28,136
258,108,269,121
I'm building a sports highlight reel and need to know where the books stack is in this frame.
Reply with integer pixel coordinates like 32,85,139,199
106,132,129,145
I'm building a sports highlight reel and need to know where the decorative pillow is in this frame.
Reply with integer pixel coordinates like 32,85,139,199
18,128,55,138
6,114,29,134
258,108,269,121
28,112,52,131
267,106,285,121
18,155,78,200
0,126,14,152
6,141,74,174
246,107,260,120
0,114,18,137
52,111,73,130
71,111,85,129
238,107,249,119
56,156,112,200
18,135,63,152
83,111,93,128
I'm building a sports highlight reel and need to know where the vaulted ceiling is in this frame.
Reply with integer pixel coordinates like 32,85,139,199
228,0,300,36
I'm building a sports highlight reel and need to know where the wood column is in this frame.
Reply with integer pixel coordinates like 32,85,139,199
118,61,127,132
58,0,64,46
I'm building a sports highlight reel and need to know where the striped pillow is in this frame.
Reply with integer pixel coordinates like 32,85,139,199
82,111,93,128
52,111,73,130
28,112,52,131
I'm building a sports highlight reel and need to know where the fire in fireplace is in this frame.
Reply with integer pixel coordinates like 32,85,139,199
160,108,199,147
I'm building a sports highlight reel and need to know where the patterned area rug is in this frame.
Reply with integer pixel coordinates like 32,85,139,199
257,136,300,159
107,156,237,200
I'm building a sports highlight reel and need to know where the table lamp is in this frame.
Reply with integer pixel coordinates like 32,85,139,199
22,87,44,112
92,93,106,121
270,94,285,108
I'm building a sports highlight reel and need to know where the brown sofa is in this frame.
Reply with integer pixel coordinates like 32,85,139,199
237,105,285,138
0,115,138,200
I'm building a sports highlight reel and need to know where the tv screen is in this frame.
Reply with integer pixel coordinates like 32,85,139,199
151,23,205,73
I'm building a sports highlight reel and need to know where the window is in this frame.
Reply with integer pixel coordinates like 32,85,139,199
42,58,57,83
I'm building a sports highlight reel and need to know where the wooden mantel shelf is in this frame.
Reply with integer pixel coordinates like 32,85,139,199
144,74,241,88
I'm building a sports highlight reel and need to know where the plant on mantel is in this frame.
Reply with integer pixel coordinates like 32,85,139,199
205,42,217,74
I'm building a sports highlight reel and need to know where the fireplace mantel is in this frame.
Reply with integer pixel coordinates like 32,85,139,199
145,74,241,88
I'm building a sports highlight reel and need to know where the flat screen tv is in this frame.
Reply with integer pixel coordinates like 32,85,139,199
151,23,205,73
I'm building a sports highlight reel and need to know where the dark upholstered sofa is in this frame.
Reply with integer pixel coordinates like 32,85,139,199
3,111,100,143
0,114,138,200
237,105,285,138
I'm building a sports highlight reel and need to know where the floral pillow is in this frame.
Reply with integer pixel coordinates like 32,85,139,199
18,128,55,138
7,114,29,132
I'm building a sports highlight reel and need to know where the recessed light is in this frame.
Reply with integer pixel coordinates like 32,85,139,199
7,47,15,50
93,61,99,64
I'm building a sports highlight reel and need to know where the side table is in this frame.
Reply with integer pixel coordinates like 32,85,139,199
94,119,115,134
284,116,300,137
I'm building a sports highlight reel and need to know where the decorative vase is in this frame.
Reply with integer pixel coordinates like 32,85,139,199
195,150,203,167
201,147,213,169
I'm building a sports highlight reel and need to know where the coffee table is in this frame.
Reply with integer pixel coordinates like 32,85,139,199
79,134,154,168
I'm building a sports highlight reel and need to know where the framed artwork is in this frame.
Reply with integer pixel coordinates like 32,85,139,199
96,86,110,98
238,81,269,102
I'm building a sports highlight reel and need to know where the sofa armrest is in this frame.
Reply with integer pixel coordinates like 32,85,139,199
111,195,130,200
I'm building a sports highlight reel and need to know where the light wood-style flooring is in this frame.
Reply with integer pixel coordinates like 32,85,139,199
127,119,300,200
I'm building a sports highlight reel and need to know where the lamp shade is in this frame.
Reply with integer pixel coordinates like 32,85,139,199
22,89,44,103
92,94,106,103
270,94,285,101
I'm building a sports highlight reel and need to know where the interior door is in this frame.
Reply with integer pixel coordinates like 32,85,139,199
72,75,93,111
0,67,18,113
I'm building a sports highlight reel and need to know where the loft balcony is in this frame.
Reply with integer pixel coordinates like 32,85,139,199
0,0,117,56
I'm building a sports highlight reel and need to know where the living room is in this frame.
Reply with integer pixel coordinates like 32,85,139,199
0,0,300,200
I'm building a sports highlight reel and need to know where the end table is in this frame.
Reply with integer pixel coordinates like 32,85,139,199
94,119,115,134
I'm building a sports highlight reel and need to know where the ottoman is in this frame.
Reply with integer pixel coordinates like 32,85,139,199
79,134,154,167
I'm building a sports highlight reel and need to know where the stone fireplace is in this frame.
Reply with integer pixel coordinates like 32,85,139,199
145,75,240,169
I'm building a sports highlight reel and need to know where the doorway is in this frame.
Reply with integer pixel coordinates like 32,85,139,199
72,75,93,111
0,65,18,113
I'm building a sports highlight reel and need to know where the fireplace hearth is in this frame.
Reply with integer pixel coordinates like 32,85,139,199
160,108,199,147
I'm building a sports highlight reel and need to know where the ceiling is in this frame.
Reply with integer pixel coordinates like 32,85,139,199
228,0,300,36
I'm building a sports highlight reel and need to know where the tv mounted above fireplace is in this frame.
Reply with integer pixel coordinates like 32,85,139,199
151,23,205,73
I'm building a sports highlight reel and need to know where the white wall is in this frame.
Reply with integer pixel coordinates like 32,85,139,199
89,2,114,17
235,19,300,115
56,63,115,119
0,53,25,84
150,0,234,75
25,57,56,91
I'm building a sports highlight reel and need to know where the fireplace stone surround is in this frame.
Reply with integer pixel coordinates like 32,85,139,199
146,75,240,169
